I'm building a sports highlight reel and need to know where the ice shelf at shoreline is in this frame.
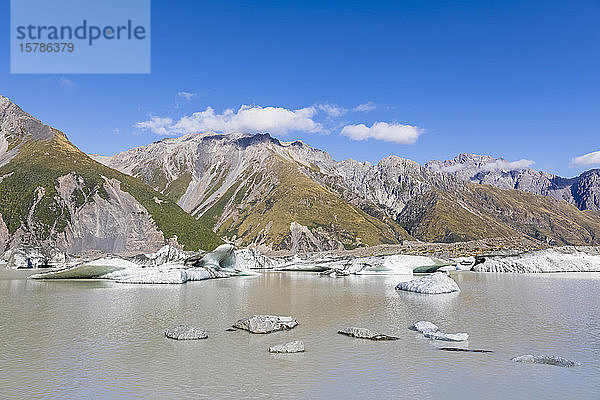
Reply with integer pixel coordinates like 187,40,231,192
472,247,600,273
278,254,449,276
29,244,260,284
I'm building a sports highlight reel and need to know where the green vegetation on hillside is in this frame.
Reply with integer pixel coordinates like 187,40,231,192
0,132,222,251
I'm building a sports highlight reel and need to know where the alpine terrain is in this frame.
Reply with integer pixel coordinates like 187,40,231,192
427,153,600,211
95,131,600,251
0,95,221,253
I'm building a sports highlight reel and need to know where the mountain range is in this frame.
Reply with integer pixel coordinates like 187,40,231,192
1,95,599,253
426,154,600,211
95,130,600,251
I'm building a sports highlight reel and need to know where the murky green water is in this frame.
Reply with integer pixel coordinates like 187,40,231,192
1,270,599,399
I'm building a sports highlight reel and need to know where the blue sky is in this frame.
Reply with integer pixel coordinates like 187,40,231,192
1,0,599,177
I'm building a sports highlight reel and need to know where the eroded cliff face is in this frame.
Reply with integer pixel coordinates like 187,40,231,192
283,222,345,253
57,174,165,253
5,174,164,253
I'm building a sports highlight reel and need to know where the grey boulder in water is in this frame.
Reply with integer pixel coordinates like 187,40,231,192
233,315,298,334
395,272,460,294
164,326,208,340
269,341,305,353
338,327,399,341
511,355,580,367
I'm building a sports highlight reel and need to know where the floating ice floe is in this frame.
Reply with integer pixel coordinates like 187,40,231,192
338,327,399,341
126,245,189,267
2,246,70,269
269,341,305,353
233,315,298,334
164,325,208,340
316,254,451,276
30,256,139,279
453,256,476,270
29,243,262,284
235,248,283,269
411,321,439,333
395,272,460,294
511,355,580,367
423,331,469,341
472,247,600,273
276,255,344,272
410,320,468,342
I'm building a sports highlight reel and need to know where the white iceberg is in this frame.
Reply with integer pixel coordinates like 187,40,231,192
410,320,468,342
234,248,281,270
356,255,418,275
338,327,399,341
395,272,460,294
411,321,439,333
452,256,476,270
423,331,469,341
317,254,450,276
29,257,140,279
275,255,343,272
3,246,68,269
127,245,189,267
106,266,188,284
472,247,600,273
29,244,258,283
195,244,236,269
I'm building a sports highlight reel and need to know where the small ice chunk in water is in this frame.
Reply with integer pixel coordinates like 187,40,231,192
411,321,439,333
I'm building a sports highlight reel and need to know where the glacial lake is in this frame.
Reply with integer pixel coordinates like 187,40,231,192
1,269,599,399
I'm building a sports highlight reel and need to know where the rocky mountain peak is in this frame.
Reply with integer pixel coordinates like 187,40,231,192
426,152,600,211
0,96,57,141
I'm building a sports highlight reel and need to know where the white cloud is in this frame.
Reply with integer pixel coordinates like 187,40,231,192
59,77,76,89
316,102,376,115
316,103,347,117
136,105,323,136
340,121,423,144
438,159,534,174
135,116,174,135
571,151,600,166
353,102,376,112
177,91,195,100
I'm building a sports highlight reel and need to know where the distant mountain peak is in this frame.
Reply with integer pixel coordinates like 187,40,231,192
426,153,599,211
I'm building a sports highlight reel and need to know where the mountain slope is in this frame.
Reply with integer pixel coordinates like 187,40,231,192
426,153,600,211
98,132,600,248
98,133,409,251
309,154,600,245
0,96,221,253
